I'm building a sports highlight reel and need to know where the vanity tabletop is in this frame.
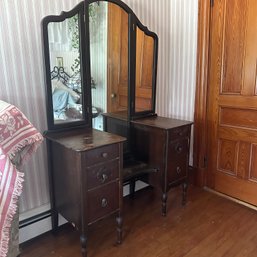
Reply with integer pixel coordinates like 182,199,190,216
44,128,126,152
132,116,193,130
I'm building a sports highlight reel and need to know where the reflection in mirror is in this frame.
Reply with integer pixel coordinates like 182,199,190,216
48,14,83,124
135,26,154,113
89,1,129,130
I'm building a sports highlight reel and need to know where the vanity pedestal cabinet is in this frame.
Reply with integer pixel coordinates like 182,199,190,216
131,116,193,216
45,128,125,257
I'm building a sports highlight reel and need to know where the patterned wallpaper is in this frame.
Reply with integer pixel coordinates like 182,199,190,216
0,0,198,216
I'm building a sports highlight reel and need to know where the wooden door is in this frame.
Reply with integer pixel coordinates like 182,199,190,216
207,0,257,205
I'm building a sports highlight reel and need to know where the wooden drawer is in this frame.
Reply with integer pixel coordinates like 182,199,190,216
87,182,119,224
87,160,119,190
167,155,187,184
169,125,190,142
84,144,119,166
167,139,189,184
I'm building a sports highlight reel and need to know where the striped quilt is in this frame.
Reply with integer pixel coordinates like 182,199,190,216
0,102,43,257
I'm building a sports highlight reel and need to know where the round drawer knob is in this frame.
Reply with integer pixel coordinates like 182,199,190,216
101,152,108,158
176,166,182,174
176,145,183,153
97,169,108,183
101,198,108,208
111,93,117,98
101,173,108,183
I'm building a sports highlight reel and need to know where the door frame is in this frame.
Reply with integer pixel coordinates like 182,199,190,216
193,0,212,186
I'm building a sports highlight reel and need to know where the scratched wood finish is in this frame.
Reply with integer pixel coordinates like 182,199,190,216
206,0,257,205
20,186,257,257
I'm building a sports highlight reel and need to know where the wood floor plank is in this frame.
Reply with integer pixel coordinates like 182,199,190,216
20,186,257,257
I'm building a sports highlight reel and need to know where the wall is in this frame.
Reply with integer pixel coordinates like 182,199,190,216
0,0,198,239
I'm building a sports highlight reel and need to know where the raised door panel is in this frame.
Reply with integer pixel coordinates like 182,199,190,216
221,0,247,94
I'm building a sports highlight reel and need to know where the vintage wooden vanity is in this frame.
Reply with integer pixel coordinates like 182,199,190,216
42,0,193,256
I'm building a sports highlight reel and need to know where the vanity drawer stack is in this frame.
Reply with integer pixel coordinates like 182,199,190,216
84,144,121,223
167,125,191,186
131,116,193,215
45,128,125,257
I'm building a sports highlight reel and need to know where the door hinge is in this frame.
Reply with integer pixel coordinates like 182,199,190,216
210,0,214,7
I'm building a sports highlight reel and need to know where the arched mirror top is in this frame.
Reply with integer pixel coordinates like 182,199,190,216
42,0,158,132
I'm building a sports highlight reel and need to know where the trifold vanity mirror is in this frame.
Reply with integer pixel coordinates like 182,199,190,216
42,0,158,132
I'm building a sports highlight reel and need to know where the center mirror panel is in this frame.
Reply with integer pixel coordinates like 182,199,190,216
88,1,129,131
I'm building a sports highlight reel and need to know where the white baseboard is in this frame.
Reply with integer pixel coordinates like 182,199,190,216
19,181,148,243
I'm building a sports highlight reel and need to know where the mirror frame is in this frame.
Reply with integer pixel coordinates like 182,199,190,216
130,16,158,119
42,2,92,131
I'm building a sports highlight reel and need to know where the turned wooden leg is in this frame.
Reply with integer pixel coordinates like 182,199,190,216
80,234,87,257
182,181,188,205
161,193,167,216
116,215,123,244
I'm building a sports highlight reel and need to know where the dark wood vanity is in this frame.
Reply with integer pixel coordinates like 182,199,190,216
41,0,193,256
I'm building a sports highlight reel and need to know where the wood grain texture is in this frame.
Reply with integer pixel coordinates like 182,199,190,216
249,144,257,182
237,142,251,180
217,139,237,175
20,186,257,257
221,0,247,93
220,107,257,129
193,0,211,186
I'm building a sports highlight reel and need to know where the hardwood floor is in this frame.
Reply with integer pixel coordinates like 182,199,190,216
20,186,257,257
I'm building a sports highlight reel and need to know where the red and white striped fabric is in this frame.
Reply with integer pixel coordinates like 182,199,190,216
0,149,23,257
0,102,43,257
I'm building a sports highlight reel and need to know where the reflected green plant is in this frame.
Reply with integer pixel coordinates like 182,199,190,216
68,4,98,76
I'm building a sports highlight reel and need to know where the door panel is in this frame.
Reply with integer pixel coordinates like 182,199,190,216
221,0,247,94
207,0,257,205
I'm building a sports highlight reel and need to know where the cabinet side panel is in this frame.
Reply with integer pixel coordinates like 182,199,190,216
131,124,166,188
52,142,81,227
